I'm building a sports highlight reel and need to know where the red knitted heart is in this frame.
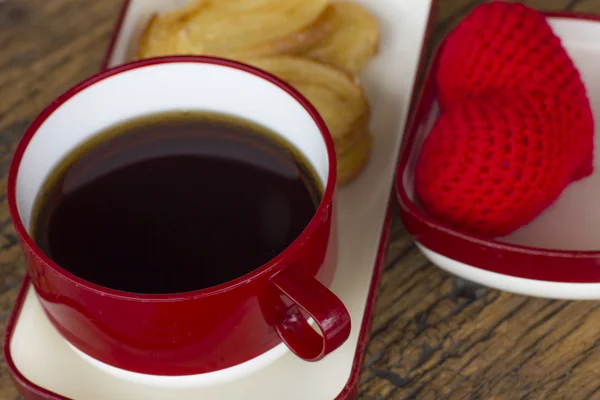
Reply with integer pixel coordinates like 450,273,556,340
415,1,594,238
437,2,582,111
416,91,591,238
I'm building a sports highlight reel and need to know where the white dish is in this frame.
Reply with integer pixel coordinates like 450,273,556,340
400,14,600,300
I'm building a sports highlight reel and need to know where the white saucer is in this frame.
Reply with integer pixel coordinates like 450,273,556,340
66,338,289,389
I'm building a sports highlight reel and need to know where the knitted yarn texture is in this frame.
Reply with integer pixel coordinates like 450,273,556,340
415,1,594,238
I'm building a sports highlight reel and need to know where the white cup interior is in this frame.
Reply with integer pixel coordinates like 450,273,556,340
15,61,330,232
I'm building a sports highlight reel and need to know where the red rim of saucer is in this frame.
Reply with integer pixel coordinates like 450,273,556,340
7,55,338,302
396,11,600,284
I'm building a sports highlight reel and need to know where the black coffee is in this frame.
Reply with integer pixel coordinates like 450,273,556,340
32,111,322,294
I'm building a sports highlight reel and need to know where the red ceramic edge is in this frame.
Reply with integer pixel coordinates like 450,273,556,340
544,10,600,20
335,0,438,397
100,0,132,70
4,0,436,398
395,11,600,284
4,277,68,400
333,201,392,400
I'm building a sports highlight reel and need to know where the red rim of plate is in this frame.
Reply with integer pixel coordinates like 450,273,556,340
395,11,600,284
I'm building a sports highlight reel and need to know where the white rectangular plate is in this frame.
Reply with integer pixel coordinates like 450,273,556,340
6,0,433,399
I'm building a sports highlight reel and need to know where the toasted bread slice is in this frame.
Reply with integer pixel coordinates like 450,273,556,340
246,56,369,142
137,14,178,59
138,0,333,60
303,2,379,73
337,131,372,185
334,108,370,153
137,0,205,59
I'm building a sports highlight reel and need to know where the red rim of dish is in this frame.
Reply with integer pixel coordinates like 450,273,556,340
395,11,600,283
7,55,337,302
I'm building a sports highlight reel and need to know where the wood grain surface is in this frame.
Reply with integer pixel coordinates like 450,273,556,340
0,0,599,399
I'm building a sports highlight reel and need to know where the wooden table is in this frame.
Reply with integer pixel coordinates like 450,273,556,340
0,0,599,399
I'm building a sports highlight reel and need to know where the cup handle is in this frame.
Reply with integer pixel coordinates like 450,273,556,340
269,267,351,361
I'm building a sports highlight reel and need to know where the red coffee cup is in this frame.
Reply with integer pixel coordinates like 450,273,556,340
7,57,350,386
